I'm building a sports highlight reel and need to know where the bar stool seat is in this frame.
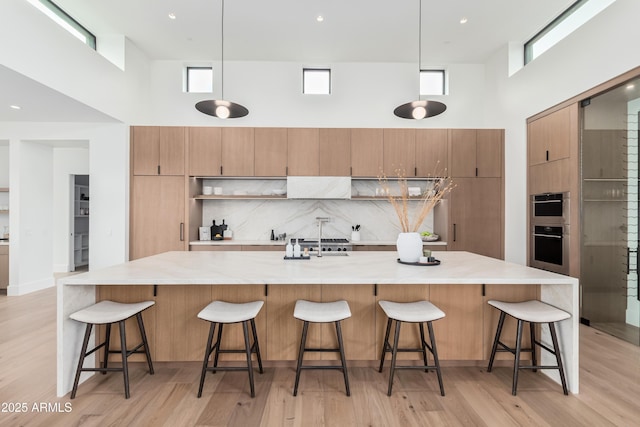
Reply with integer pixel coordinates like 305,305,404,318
70,300,155,399
197,301,264,398
378,300,445,396
293,300,351,396
487,299,570,395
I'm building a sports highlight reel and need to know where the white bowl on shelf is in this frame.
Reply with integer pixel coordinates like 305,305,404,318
421,234,439,242
271,189,286,196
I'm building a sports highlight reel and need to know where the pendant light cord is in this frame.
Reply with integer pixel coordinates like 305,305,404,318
220,0,225,100
418,0,422,100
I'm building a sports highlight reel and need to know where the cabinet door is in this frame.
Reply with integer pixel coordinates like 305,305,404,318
483,284,539,360
449,178,503,259
0,246,8,290
351,129,383,177
376,284,430,360
287,128,319,176
450,129,477,177
383,129,416,177
476,129,502,178
266,285,322,360
131,176,185,260
158,127,185,176
254,128,288,177
222,127,254,176
528,106,572,166
415,129,448,177
430,284,483,360
132,126,160,175
188,127,222,176
319,128,351,176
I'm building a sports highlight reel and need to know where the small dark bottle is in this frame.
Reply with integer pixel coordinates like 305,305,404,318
211,220,219,239
220,219,228,236
271,229,275,241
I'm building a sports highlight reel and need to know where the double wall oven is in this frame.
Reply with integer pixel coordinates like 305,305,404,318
530,192,570,275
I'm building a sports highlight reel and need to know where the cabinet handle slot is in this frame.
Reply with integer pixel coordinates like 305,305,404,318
180,222,184,241
475,167,478,177
157,165,160,175
546,150,549,161
453,224,457,242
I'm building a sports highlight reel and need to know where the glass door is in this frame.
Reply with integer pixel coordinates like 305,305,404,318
581,80,640,345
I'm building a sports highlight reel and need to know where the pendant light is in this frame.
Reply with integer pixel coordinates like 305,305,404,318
195,0,248,119
394,0,446,120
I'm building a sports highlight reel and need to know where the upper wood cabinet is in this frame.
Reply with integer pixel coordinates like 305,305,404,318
319,128,351,176
188,127,221,176
450,129,502,178
254,128,288,177
383,129,416,177
528,105,573,166
132,126,185,176
288,128,319,176
222,128,254,176
351,129,383,177
415,129,448,177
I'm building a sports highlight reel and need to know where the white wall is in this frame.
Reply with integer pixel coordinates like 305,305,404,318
52,146,89,272
0,144,9,232
484,0,640,265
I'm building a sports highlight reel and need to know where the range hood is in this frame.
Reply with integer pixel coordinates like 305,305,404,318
286,176,352,199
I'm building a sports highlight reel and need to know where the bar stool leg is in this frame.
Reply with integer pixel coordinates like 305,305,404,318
335,320,350,396
136,312,154,375
242,321,256,398
387,320,401,396
71,323,93,399
529,322,537,372
378,318,392,372
512,319,524,396
427,321,445,396
212,323,224,373
549,322,569,395
293,321,309,396
102,323,111,374
488,311,507,372
118,320,130,399
250,319,264,374
198,322,216,398
419,323,429,373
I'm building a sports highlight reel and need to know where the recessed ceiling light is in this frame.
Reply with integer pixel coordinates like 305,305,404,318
460,17,468,24
168,13,176,20
10,105,21,110
316,15,324,22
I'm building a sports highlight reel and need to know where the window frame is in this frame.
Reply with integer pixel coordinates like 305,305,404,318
420,69,446,96
303,68,332,95
186,66,214,93
29,0,96,49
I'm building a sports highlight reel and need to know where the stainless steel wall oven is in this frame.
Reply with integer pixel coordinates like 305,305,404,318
530,193,570,275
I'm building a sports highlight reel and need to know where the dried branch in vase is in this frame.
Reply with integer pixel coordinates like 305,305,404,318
378,166,454,233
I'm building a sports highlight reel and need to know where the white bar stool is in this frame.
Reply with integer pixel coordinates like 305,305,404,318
293,300,351,396
69,300,155,399
378,300,446,396
197,300,264,398
487,299,570,395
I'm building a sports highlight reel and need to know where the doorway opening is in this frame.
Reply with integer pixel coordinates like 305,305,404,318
71,175,89,272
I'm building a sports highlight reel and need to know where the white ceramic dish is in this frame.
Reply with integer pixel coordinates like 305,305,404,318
272,189,286,195
421,234,439,242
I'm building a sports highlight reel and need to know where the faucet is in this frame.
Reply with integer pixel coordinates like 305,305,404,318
316,217,331,257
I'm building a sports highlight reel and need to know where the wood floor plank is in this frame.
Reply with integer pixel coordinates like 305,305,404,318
1,287,639,426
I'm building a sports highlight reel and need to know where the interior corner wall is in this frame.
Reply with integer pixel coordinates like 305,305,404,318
484,0,640,266
52,147,89,272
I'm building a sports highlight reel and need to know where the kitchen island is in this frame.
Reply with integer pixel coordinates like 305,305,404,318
57,251,579,396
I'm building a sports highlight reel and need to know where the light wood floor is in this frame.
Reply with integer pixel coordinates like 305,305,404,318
1,287,639,426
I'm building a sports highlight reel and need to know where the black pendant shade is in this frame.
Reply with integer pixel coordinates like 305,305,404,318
195,99,249,119
394,100,446,120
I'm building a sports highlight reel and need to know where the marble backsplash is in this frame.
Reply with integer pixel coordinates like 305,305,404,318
201,178,444,241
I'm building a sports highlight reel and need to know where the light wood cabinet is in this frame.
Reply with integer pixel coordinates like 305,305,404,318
528,105,573,166
449,177,503,259
416,129,448,177
383,129,416,177
0,245,8,290
430,284,484,360
188,127,222,176
287,128,319,176
130,176,186,260
351,129,383,177
222,127,254,176
450,129,502,178
254,128,287,177
132,126,185,176
319,128,351,176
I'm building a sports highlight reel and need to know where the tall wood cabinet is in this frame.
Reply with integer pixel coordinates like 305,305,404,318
450,129,502,178
416,129,448,176
383,129,416,177
351,128,383,177
132,126,185,176
0,245,8,290
254,128,288,176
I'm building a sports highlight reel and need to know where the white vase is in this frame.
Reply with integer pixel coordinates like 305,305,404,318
396,232,423,263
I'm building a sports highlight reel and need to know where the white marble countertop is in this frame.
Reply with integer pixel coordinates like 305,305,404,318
189,240,447,246
59,250,575,286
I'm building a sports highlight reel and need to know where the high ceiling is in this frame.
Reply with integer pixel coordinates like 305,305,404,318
1,0,577,122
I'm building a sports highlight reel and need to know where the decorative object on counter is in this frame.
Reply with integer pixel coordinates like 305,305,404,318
203,186,213,195
293,239,301,257
214,186,223,195
351,224,361,242
421,231,439,242
379,168,453,262
194,0,248,119
278,233,287,241
220,219,228,237
210,220,224,240
270,229,275,241
199,227,211,241
285,239,294,258
398,257,441,266
393,0,446,120
223,228,233,240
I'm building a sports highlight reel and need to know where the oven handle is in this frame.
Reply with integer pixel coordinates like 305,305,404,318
532,233,563,239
